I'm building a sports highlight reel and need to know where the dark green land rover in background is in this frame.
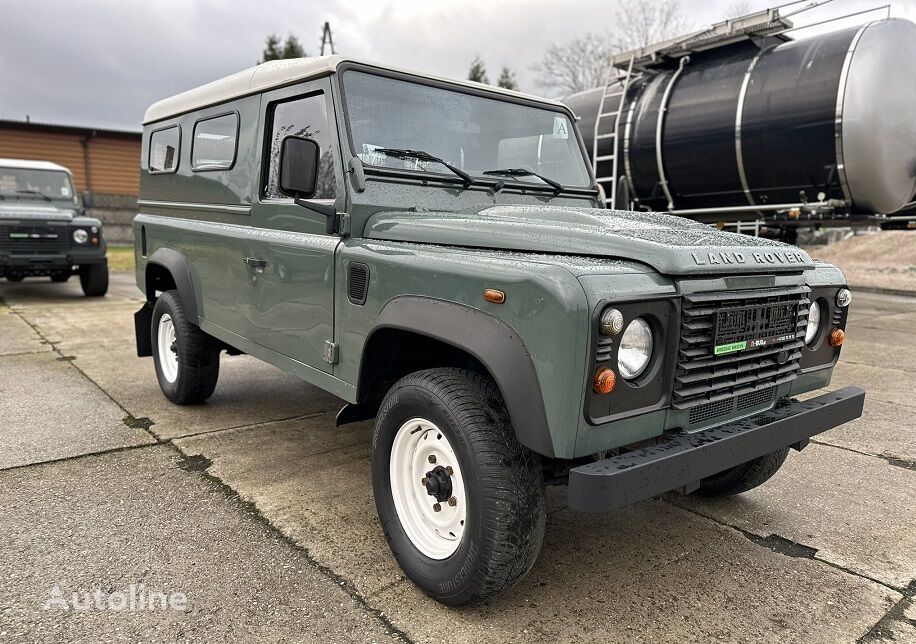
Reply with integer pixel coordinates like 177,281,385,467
0,158,108,295
133,56,865,605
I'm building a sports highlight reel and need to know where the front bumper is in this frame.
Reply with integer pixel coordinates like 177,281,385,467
568,386,865,513
0,252,106,273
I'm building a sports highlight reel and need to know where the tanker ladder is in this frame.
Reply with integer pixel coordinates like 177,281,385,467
592,54,636,209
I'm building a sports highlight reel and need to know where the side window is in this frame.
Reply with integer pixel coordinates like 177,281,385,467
149,126,180,173
192,113,239,171
264,93,336,200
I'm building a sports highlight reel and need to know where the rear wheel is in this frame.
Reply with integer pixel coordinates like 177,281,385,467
372,368,546,605
79,261,108,296
151,290,220,404
6,275,23,283
50,272,70,283
696,448,790,497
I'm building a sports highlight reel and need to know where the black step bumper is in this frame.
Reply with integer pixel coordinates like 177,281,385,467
568,386,866,513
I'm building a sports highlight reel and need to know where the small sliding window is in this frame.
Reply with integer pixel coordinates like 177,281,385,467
149,125,180,174
191,112,239,171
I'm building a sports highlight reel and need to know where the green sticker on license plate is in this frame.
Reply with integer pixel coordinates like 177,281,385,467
714,340,747,355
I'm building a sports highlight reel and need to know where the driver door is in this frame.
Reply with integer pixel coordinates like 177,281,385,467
243,79,344,373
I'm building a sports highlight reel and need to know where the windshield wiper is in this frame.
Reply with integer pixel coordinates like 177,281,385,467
15,189,52,202
374,148,474,188
482,168,564,195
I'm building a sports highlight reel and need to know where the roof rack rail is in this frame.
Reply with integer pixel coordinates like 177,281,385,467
611,8,794,72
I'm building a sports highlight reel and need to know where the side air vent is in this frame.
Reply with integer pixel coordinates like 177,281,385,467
347,262,369,305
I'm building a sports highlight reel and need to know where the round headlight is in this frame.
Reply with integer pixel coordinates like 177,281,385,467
618,318,653,380
72,229,89,244
836,288,852,308
805,300,821,345
600,308,624,336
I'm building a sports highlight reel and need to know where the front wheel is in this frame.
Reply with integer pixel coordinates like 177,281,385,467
696,447,790,497
372,368,546,605
151,290,220,404
79,261,108,296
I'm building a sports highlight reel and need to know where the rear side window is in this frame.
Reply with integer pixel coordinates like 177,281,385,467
264,94,336,200
191,113,239,171
149,126,180,173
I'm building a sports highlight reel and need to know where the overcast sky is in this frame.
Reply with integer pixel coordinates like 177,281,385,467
0,0,912,131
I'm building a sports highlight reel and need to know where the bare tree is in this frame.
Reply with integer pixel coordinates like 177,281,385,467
613,0,689,51
532,0,690,96
725,1,753,19
532,31,615,96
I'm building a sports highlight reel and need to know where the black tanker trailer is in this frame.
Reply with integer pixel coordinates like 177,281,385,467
565,11,916,235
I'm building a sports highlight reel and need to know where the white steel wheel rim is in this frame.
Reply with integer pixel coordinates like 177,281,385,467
157,314,179,384
389,418,467,560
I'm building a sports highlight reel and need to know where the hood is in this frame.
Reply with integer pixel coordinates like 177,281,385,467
364,205,814,275
0,202,75,223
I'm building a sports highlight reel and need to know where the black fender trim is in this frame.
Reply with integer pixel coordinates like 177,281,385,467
145,247,199,326
367,296,555,457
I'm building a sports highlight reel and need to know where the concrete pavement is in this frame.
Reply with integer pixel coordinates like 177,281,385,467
1,272,914,643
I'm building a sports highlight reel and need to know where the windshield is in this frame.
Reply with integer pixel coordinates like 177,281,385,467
0,167,75,201
341,71,592,190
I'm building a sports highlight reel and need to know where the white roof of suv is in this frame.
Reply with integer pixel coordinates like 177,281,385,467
0,158,71,173
144,55,564,125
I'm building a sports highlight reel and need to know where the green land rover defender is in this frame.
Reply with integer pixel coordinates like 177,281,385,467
134,57,865,604
0,159,108,295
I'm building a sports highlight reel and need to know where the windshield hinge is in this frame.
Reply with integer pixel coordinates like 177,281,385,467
324,340,339,365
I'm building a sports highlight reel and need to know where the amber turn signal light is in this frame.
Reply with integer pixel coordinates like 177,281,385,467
483,288,505,304
829,328,846,347
593,367,616,394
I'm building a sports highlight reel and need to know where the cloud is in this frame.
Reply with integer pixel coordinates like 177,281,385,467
0,0,911,130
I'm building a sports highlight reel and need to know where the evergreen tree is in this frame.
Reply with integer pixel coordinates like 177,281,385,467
260,33,307,63
260,34,283,63
468,55,488,84
282,34,306,59
496,66,518,90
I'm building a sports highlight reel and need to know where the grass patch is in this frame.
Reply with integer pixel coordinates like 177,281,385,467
107,245,135,273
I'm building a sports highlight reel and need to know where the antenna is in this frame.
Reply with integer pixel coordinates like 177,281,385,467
320,22,336,56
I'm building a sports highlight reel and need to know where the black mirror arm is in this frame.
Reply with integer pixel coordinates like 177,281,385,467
293,195,339,234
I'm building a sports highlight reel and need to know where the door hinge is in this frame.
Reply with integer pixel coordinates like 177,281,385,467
337,212,351,236
324,340,339,365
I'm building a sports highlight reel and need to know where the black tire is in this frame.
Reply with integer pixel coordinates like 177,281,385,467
696,447,790,497
78,261,108,296
6,275,24,283
371,368,546,605
50,272,70,283
151,290,220,404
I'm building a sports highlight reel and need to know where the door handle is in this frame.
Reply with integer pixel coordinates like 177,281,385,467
243,257,269,269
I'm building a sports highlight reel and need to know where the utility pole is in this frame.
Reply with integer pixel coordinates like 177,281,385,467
320,22,336,55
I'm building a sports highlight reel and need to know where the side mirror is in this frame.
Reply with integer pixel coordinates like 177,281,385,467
277,135,338,234
279,135,320,199
81,191,93,209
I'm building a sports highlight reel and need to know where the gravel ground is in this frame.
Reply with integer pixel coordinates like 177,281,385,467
806,231,916,293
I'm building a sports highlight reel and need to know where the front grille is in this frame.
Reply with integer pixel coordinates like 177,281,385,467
673,286,809,410
0,225,69,255
687,386,776,425
688,397,734,424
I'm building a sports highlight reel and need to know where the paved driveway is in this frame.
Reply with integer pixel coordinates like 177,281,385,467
1,272,913,643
